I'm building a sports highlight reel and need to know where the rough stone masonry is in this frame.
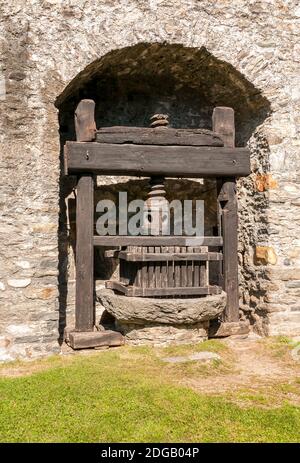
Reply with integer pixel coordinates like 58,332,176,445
0,0,300,360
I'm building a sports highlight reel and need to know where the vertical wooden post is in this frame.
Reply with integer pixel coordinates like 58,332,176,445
213,107,239,322
75,99,96,332
75,174,95,331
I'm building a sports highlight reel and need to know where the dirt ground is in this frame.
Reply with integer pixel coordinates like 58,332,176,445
178,334,300,406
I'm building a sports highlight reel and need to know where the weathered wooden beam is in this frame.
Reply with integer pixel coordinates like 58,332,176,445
94,236,223,247
96,126,224,146
106,280,222,297
75,174,95,331
218,180,239,322
75,99,96,142
65,142,251,178
106,250,223,262
68,330,124,349
213,107,239,322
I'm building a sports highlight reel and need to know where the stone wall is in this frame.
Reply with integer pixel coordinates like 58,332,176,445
0,0,300,360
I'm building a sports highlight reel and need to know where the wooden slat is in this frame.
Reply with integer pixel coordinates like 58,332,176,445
115,251,223,262
187,246,193,287
141,247,148,289
105,280,222,296
180,246,187,287
174,246,181,288
193,247,200,287
160,246,168,288
197,246,207,287
96,126,224,147
148,246,154,288
167,246,175,288
65,142,251,178
94,236,223,247
154,246,161,288
75,174,94,331
132,246,141,287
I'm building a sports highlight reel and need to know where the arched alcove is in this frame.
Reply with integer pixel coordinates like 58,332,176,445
56,42,270,146
55,42,271,337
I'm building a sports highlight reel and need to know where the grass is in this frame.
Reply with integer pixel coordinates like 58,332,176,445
0,342,300,442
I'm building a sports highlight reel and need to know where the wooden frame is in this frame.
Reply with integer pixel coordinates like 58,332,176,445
67,100,250,347
64,142,250,177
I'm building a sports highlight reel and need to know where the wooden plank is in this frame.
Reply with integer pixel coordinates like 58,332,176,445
167,246,175,288
174,247,181,288
180,246,187,287
132,246,141,287
96,126,224,147
105,280,222,296
154,246,161,288
141,246,148,289
75,99,96,142
148,246,154,288
116,251,223,262
65,142,251,178
213,107,239,323
193,247,200,287
68,330,124,349
187,246,193,287
94,236,223,247
75,174,94,332
160,246,168,288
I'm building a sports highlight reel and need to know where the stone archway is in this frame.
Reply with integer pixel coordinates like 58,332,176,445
55,42,271,339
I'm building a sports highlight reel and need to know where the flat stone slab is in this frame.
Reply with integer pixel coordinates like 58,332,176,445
209,320,250,337
162,351,221,363
98,288,227,325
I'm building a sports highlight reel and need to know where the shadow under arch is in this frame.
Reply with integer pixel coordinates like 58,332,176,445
55,42,271,341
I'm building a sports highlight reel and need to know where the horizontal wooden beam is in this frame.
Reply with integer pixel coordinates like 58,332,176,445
68,330,124,349
94,236,223,247
106,250,223,262
65,142,250,177
106,280,222,297
96,126,224,147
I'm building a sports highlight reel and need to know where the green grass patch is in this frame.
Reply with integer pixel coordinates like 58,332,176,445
0,347,300,443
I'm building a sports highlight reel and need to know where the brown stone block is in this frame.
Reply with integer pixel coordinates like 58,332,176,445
267,268,300,281
255,173,278,192
209,320,250,338
254,246,277,265
24,286,57,300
